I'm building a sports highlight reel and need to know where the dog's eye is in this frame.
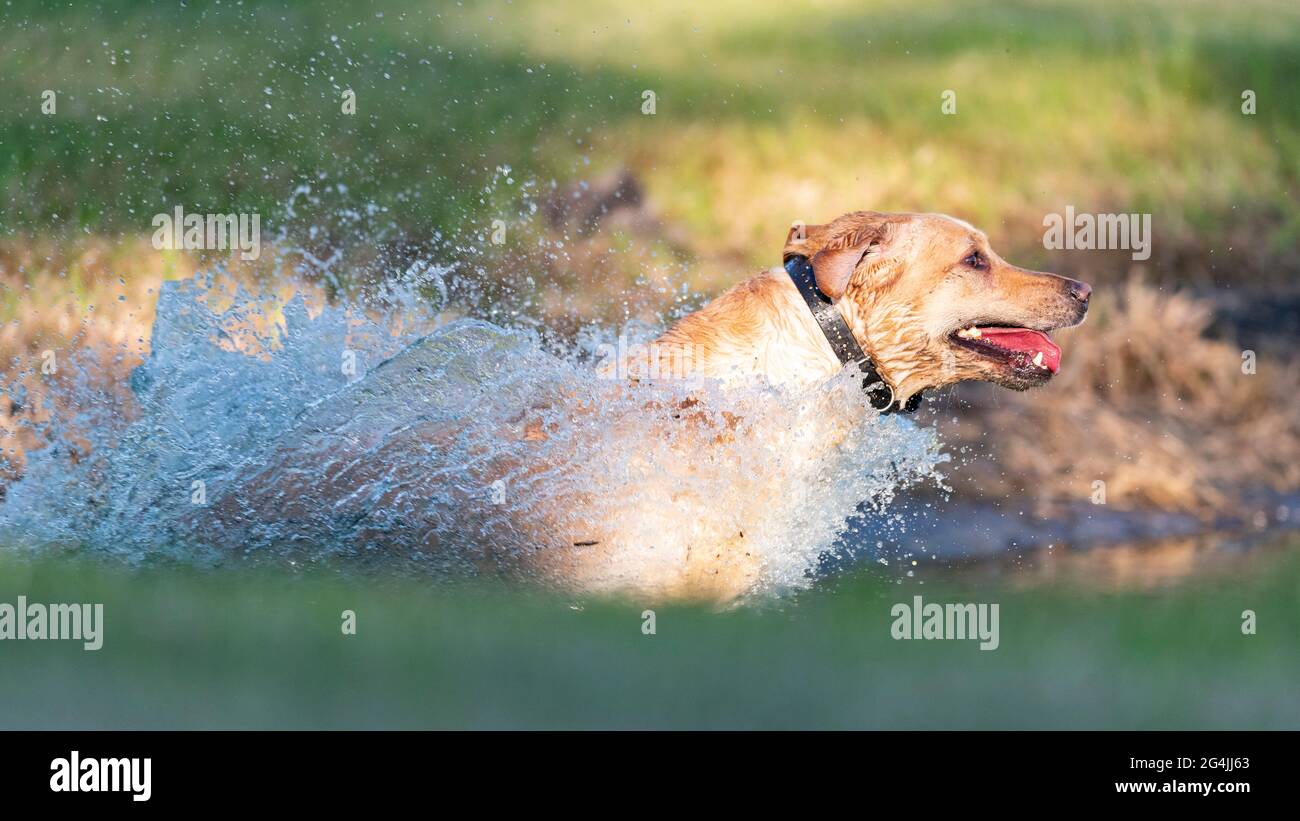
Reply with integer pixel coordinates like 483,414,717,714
962,252,987,270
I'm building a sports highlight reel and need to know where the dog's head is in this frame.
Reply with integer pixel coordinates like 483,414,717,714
784,211,1090,402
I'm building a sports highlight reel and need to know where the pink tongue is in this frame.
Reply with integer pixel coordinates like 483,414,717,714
977,327,1061,373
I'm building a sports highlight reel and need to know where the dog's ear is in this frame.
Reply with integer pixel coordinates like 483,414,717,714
785,214,893,299
806,244,868,299
810,223,891,299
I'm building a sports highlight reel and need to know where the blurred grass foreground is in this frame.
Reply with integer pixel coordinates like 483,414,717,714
2,549,1298,729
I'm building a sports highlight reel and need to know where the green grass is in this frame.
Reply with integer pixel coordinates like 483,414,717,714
1,547,1297,729
1,0,1298,282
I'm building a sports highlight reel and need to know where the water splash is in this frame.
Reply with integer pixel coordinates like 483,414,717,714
1,258,947,600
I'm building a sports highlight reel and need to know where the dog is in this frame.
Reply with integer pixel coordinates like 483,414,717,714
209,211,1090,604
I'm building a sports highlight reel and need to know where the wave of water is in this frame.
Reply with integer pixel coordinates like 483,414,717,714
1,261,948,600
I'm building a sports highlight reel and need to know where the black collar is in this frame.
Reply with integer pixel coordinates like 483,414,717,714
784,255,923,414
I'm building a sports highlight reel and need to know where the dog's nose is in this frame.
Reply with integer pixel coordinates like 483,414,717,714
1066,279,1092,305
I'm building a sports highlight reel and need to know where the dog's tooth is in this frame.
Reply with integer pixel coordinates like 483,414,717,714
969,327,981,338
1033,351,1044,368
